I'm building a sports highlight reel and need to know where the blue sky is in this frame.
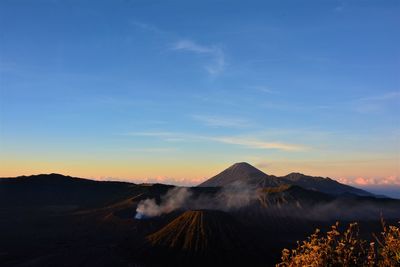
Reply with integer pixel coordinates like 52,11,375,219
0,0,399,191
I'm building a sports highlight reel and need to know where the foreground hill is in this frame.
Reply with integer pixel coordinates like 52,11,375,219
199,162,374,196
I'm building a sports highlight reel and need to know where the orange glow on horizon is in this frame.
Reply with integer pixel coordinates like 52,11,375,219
1,157,399,187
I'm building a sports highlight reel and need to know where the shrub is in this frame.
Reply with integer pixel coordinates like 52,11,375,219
373,219,400,266
277,220,400,267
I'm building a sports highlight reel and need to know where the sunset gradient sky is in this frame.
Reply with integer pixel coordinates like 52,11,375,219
0,1,399,191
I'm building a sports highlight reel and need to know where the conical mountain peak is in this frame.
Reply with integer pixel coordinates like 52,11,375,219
198,162,281,187
228,162,261,171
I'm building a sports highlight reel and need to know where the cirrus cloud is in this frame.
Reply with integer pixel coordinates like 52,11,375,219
192,114,252,128
125,131,308,152
172,39,226,75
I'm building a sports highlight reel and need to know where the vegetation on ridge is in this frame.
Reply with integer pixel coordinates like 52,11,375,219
277,219,400,267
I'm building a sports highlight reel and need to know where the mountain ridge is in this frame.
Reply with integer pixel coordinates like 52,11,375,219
198,162,374,197
0,165,375,198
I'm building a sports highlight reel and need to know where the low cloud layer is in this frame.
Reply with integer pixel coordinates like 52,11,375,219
139,176,203,187
338,175,400,186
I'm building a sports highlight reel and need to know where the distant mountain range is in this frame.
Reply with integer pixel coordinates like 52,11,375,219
198,162,373,196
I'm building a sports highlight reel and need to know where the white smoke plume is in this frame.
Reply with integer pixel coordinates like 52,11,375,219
187,181,259,211
135,187,192,219
217,181,258,209
135,181,259,219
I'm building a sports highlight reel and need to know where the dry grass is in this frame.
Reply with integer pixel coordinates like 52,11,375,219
277,219,400,267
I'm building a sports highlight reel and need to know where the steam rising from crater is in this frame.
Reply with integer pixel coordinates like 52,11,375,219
135,182,258,219
135,187,192,219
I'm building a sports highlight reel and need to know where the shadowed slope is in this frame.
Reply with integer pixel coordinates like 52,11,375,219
147,210,245,251
259,184,334,207
140,210,257,266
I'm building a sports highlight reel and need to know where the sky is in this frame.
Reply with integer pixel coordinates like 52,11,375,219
0,0,399,193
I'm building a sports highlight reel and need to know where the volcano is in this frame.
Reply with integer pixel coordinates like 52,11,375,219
144,210,253,266
198,162,281,187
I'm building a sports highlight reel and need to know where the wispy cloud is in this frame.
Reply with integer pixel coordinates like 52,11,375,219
355,91,400,113
125,131,308,151
172,39,226,75
358,91,400,102
125,131,175,137
334,2,346,13
131,21,169,36
261,101,331,111
128,147,178,153
192,114,251,128
210,136,308,151
249,85,276,94
130,22,226,75
173,40,214,53
334,5,345,12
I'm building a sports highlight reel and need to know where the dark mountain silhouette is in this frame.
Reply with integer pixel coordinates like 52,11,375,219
281,172,373,196
198,162,374,197
198,162,281,187
0,173,138,208
1,171,399,267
